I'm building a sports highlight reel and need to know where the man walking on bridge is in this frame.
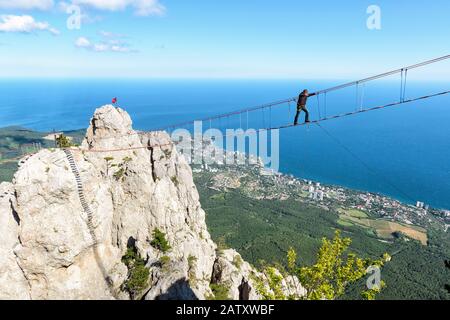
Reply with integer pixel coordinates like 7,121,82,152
294,89,316,125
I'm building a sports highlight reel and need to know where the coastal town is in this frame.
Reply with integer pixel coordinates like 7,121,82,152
190,150,450,232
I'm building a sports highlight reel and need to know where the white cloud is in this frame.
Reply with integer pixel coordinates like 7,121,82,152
99,30,125,38
72,0,165,16
0,15,59,35
93,43,108,52
99,30,113,37
0,0,54,10
110,45,130,52
72,0,128,11
57,1,69,11
133,0,165,16
75,36,91,47
0,0,166,16
75,36,133,53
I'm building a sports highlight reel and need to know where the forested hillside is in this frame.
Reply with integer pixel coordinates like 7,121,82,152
195,174,450,300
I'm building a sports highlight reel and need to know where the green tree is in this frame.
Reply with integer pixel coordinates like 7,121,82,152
253,267,286,300
104,157,114,176
150,228,172,253
255,231,387,300
121,247,150,299
56,134,72,148
113,157,133,181
361,280,386,300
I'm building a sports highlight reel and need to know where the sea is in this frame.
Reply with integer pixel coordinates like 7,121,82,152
1,78,449,210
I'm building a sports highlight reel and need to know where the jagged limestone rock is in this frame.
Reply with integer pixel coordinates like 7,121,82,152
211,249,261,300
0,182,30,300
0,105,305,300
211,249,306,300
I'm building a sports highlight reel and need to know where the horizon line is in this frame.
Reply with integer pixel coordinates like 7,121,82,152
0,76,447,82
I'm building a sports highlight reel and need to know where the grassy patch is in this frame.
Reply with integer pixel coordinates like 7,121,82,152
338,214,428,245
206,283,231,300
232,255,243,270
210,193,226,201
340,208,369,218
159,255,171,270
337,218,354,227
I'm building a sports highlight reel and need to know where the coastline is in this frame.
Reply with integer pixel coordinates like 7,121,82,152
1,125,450,216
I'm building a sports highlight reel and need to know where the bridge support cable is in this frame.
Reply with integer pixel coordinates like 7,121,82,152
355,82,359,112
400,69,405,103
246,111,249,130
402,69,408,102
269,106,272,128
317,94,322,120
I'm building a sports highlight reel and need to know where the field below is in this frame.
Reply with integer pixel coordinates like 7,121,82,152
338,209,428,245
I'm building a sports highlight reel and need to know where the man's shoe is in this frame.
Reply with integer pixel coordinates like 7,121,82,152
305,120,311,123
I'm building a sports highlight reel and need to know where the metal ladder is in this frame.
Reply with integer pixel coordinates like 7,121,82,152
63,149,97,245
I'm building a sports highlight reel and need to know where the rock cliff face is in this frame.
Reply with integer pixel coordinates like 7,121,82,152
0,105,305,300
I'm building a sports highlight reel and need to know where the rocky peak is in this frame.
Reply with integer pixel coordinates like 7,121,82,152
82,105,135,150
0,105,305,300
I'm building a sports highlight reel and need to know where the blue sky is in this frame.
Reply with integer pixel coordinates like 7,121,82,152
0,0,449,79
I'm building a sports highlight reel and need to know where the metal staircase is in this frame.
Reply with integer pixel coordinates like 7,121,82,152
63,149,97,245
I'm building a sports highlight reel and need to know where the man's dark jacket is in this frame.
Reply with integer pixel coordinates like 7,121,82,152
297,92,316,106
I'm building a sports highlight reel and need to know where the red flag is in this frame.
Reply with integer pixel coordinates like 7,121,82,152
112,97,117,104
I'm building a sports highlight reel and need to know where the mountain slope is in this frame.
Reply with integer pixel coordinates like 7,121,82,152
0,105,304,300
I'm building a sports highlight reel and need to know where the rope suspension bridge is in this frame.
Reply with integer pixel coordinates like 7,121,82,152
63,54,449,154
154,54,450,134
59,54,449,206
